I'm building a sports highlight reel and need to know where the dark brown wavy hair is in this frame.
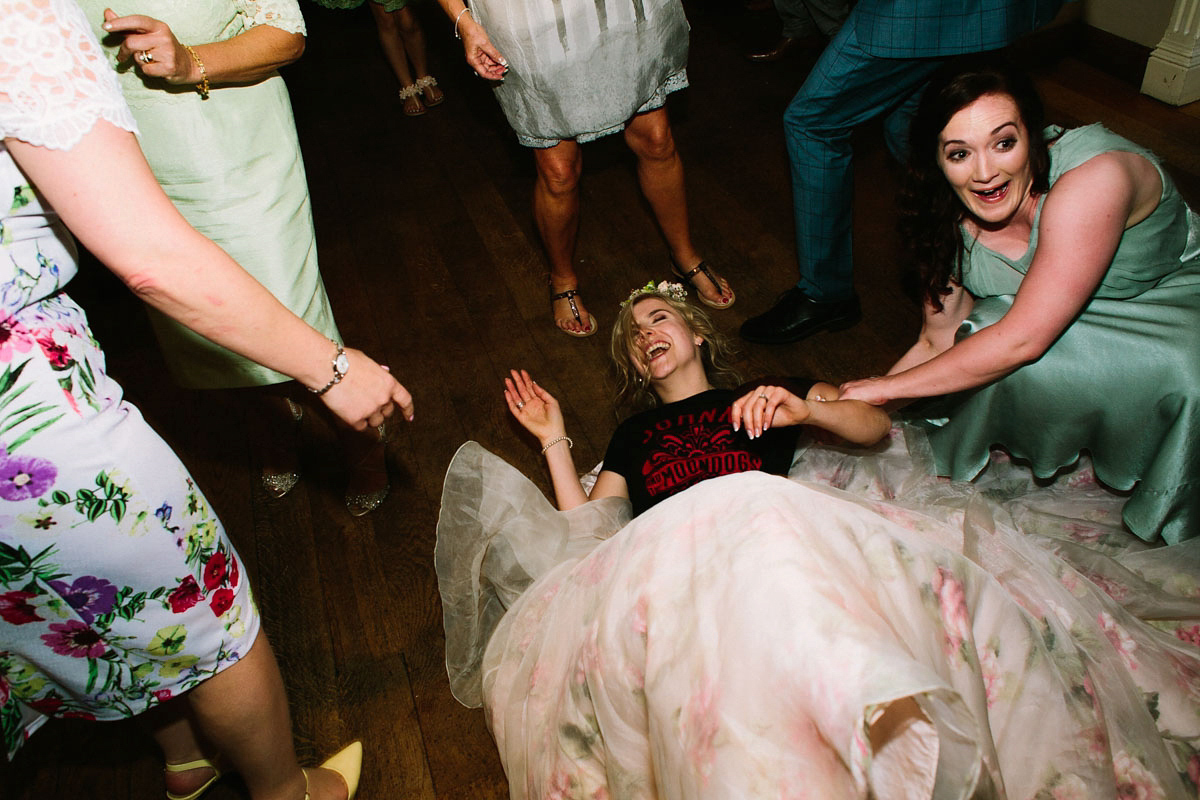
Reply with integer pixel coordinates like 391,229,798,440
610,291,741,412
901,56,1054,310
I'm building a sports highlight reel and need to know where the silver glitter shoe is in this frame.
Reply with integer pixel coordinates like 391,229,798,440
262,398,304,499
345,424,388,517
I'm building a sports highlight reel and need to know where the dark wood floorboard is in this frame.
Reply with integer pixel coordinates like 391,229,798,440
3,3,1198,798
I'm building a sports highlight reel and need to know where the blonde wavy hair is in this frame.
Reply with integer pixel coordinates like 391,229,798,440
610,291,741,412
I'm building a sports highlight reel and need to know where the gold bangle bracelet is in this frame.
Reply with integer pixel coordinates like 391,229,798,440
183,44,209,99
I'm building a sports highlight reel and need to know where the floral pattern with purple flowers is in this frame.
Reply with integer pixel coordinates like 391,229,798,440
0,449,56,502
0,157,259,760
1,453,258,759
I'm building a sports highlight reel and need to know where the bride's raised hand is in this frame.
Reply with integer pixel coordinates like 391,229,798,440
504,369,564,444
731,384,812,439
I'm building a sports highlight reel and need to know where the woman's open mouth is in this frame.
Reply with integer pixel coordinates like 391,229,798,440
972,182,1009,203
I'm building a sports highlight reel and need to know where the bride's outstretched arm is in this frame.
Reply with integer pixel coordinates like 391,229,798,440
732,382,890,445
504,369,629,510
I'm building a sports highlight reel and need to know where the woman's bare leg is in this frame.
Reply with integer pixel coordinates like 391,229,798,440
141,702,219,799
624,109,732,304
532,141,593,334
184,632,348,800
393,7,442,104
369,2,423,114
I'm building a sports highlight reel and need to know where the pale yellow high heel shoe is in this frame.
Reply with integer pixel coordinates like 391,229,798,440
164,756,223,800
303,741,362,800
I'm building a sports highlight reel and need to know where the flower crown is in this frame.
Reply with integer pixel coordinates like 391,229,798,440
622,280,687,307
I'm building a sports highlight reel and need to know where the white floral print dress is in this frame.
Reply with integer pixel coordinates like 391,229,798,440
0,0,259,760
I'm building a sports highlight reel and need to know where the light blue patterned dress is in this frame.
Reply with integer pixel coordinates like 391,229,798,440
0,0,259,759
473,0,691,147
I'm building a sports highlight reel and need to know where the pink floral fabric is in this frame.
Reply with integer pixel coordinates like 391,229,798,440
437,430,1200,798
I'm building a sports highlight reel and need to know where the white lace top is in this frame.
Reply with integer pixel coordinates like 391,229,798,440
237,0,307,35
0,0,138,316
0,0,137,150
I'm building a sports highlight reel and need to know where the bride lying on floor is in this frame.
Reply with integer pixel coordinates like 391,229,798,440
435,283,1200,799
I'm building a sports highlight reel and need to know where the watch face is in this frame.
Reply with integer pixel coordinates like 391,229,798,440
334,352,350,376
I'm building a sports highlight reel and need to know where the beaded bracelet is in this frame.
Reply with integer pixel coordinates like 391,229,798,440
540,435,573,455
454,7,472,39
183,44,209,100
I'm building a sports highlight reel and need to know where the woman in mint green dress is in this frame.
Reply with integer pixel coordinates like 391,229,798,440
840,59,1200,544
81,0,390,514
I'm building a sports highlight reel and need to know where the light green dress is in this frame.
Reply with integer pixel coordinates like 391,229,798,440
917,124,1200,544
80,0,340,388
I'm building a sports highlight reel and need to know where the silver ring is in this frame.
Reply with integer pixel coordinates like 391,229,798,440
758,394,768,401
516,401,525,410
138,50,154,64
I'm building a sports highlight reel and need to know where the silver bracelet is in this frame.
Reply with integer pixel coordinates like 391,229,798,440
454,7,472,39
309,339,349,396
540,435,573,455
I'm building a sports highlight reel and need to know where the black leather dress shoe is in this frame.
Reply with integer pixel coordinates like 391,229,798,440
739,288,861,344
745,36,797,63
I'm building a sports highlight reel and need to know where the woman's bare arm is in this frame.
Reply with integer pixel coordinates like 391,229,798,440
102,9,304,86
841,151,1159,406
6,120,412,429
731,382,890,446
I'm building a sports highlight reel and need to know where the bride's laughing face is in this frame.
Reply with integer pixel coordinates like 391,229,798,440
628,297,703,382
938,92,1037,229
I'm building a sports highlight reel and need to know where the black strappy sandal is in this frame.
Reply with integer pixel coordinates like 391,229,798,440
672,260,736,309
550,288,598,337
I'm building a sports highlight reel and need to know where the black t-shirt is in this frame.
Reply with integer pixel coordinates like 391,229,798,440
602,379,816,517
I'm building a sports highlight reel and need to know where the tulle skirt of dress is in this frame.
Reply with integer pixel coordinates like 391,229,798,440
435,429,1200,799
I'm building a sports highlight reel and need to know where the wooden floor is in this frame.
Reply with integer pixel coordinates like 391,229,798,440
4,3,1199,798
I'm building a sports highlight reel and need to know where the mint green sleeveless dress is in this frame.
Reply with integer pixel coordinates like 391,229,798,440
917,124,1200,544
80,0,341,388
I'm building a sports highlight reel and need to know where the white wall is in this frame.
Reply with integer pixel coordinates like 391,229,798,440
1084,0,1175,48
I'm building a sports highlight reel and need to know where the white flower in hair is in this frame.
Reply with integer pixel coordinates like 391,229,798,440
622,280,687,306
